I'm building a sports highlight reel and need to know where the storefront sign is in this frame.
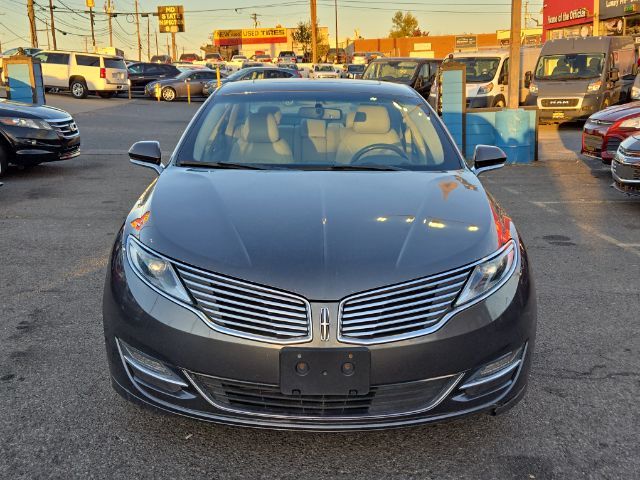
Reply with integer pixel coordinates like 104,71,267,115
214,28,288,46
454,35,477,50
544,0,592,31
547,8,589,24
600,0,640,19
158,5,185,33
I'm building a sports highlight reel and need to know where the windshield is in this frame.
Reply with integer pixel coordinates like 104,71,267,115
362,61,419,84
176,92,461,171
444,57,501,83
317,65,334,72
535,53,605,80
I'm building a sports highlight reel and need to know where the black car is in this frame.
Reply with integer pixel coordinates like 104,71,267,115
202,67,300,96
103,79,536,431
127,62,181,95
0,99,80,176
363,57,442,99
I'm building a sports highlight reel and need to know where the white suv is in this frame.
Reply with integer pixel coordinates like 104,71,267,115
32,51,128,99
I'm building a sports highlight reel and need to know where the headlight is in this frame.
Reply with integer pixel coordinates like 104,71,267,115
632,86,640,100
455,240,518,307
0,117,52,129
126,236,191,303
619,116,640,129
528,82,538,94
587,80,602,93
478,83,494,95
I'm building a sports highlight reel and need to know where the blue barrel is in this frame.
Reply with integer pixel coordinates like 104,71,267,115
494,109,533,164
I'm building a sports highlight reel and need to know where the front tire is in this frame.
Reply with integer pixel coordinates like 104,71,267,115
0,142,9,178
492,97,506,108
161,87,176,102
601,96,611,110
70,79,88,99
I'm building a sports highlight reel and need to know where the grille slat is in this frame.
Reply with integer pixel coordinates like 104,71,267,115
175,265,311,343
342,308,448,332
48,118,79,139
339,267,472,343
346,271,468,307
198,300,309,326
179,268,307,306
191,373,459,418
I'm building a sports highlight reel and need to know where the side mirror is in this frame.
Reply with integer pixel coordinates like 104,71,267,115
473,145,507,175
610,67,620,82
500,73,508,85
524,71,532,88
129,141,163,174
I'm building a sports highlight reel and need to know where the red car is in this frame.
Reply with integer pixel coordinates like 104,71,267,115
582,102,640,164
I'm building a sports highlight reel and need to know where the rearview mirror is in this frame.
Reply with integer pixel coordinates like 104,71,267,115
524,71,532,88
129,141,163,174
473,145,507,175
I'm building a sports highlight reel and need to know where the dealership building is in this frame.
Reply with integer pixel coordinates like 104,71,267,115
213,26,329,58
543,0,640,42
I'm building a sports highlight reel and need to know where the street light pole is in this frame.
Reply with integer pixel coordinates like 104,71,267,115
508,0,522,109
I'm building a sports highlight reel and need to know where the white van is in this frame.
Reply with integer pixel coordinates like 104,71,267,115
429,47,541,109
32,51,128,99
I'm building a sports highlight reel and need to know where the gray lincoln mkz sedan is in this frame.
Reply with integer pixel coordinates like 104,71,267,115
103,79,536,430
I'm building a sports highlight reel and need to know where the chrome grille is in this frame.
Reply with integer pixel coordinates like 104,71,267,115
189,372,460,419
175,264,312,343
48,117,79,139
339,267,472,344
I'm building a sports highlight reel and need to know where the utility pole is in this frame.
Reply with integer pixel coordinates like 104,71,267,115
171,32,176,61
334,0,339,62
27,0,39,48
508,0,522,109
250,13,259,28
310,0,318,63
155,30,159,56
146,15,151,61
134,0,142,61
106,0,113,47
48,0,57,50
593,0,600,36
89,6,96,49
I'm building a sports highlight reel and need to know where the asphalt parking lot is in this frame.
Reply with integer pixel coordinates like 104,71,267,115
1,94,639,479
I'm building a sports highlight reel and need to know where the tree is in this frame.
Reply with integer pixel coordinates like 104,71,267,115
389,11,420,38
292,21,312,56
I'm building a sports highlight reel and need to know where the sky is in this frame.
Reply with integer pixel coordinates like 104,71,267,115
1,0,544,58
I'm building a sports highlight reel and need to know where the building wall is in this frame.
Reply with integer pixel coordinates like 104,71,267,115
353,33,500,59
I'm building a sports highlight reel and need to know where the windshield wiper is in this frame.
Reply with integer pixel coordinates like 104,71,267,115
178,161,270,170
325,164,406,171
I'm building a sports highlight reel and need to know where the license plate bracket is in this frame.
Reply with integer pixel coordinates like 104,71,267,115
280,347,370,395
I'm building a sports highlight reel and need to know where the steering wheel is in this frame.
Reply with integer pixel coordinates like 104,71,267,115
351,143,409,165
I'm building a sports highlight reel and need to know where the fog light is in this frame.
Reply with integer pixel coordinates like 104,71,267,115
117,338,187,391
460,345,525,391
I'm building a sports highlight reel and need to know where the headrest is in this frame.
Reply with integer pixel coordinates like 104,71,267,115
241,113,280,143
345,111,356,129
352,105,391,134
302,119,326,138
258,106,282,124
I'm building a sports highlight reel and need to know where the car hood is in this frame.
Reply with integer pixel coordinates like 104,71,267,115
0,99,72,120
533,78,595,96
131,168,508,300
589,101,640,122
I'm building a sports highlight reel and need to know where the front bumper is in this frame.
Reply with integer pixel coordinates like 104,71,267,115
531,94,600,122
2,124,80,165
581,124,627,163
102,231,537,430
612,156,640,195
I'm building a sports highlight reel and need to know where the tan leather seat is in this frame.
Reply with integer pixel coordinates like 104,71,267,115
299,119,328,163
230,112,293,164
335,105,401,164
